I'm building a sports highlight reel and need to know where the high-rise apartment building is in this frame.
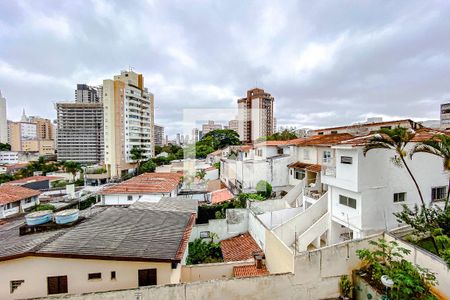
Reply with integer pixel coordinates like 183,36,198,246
56,102,104,164
0,91,7,144
27,116,54,140
75,84,102,103
8,120,55,155
237,88,275,143
228,119,239,133
202,120,222,135
440,103,450,130
103,70,154,178
154,124,164,147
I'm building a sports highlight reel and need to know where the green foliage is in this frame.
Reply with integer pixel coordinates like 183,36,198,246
52,180,68,188
256,180,272,198
33,203,55,212
213,162,220,169
201,129,241,150
257,129,297,142
79,196,97,210
154,145,162,155
130,146,145,174
140,160,157,173
62,161,82,182
0,174,14,184
0,143,11,151
196,169,206,180
356,238,437,300
339,275,353,298
432,228,450,267
186,238,223,265
74,178,84,186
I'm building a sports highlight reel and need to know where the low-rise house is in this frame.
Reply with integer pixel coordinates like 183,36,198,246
0,206,195,299
98,172,182,205
0,185,40,218
4,175,64,191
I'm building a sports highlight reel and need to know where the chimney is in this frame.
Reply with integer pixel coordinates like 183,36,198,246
255,255,263,269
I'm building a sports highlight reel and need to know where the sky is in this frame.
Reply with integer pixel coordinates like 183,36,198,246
1,0,450,137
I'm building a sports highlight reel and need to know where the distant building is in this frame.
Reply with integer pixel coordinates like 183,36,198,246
238,88,275,143
55,101,104,164
440,103,450,130
154,124,164,147
75,84,102,103
313,119,422,136
192,128,201,142
8,119,55,155
202,120,222,135
0,90,7,144
0,151,19,164
228,119,239,133
103,70,155,178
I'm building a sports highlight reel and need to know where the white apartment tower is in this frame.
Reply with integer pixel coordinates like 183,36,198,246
0,90,7,144
238,88,275,143
103,70,154,178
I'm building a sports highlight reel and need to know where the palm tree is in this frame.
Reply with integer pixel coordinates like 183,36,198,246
63,161,82,182
196,169,207,181
130,146,145,175
364,127,439,252
411,134,450,210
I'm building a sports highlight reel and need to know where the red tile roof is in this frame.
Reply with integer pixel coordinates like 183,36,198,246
288,133,353,147
0,185,41,205
210,188,234,204
233,264,269,278
99,172,182,195
220,232,264,262
175,213,196,260
6,175,64,185
254,140,290,147
5,163,28,170
313,119,418,132
287,162,322,173
240,145,253,152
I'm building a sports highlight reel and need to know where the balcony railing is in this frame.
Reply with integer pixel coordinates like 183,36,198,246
321,165,336,177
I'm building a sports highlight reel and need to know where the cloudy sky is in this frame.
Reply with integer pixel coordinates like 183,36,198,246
1,0,449,137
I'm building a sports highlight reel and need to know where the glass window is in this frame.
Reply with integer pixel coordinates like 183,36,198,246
339,195,357,209
340,156,353,164
323,150,332,163
393,192,406,203
431,187,446,202
303,149,310,160
127,195,133,201
88,273,101,280
295,170,305,180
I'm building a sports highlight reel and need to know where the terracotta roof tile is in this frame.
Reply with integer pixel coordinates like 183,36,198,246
220,232,264,262
233,265,269,278
313,119,418,132
99,172,182,195
210,188,234,204
254,140,290,147
0,185,41,205
287,133,353,146
175,213,196,260
287,162,322,173
6,175,64,185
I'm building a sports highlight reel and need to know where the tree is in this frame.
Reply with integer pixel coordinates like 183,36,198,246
411,134,450,209
196,169,206,181
364,127,439,253
200,129,241,150
256,180,272,198
140,160,157,173
130,146,145,174
0,143,11,151
258,129,297,142
63,161,82,182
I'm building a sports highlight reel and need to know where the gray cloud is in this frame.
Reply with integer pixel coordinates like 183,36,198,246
0,0,449,137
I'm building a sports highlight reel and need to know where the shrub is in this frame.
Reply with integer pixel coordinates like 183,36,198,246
186,238,223,265
356,238,437,300
339,275,353,298
256,180,272,198
33,203,55,212
140,160,157,173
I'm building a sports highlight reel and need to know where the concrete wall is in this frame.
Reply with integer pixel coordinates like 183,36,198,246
180,260,252,283
248,211,267,250
0,256,177,300
265,229,294,274
257,207,304,229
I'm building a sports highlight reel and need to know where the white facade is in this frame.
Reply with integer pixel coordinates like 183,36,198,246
0,196,39,219
0,90,7,144
101,189,178,206
322,144,448,241
0,151,19,164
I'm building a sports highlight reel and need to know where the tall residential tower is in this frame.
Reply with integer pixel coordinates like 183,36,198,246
103,70,154,178
237,88,275,143
0,91,7,144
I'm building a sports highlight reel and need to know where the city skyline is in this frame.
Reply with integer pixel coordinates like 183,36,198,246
1,1,450,136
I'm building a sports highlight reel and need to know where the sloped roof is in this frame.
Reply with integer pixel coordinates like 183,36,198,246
99,172,182,195
0,207,195,263
288,133,353,147
254,140,290,148
210,188,234,204
130,197,198,214
6,175,64,185
0,185,41,205
220,232,264,262
313,119,418,132
287,162,321,173
233,264,269,278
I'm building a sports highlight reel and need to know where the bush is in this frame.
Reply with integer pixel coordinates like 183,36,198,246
33,203,55,212
186,238,223,265
52,180,68,188
79,196,97,210
140,160,157,173
256,180,272,198
197,201,236,224
356,238,437,300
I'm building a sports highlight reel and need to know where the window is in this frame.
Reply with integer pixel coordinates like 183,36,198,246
277,148,283,155
138,269,157,286
339,195,357,209
431,187,447,202
127,195,133,201
88,273,101,280
303,149,310,160
393,192,406,203
318,132,324,135
295,170,305,180
47,276,68,295
340,156,353,164
331,130,338,134
111,271,116,280
10,280,24,294
380,126,392,129
323,150,332,163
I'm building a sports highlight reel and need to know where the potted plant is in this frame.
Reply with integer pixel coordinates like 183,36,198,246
339,275,353,300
